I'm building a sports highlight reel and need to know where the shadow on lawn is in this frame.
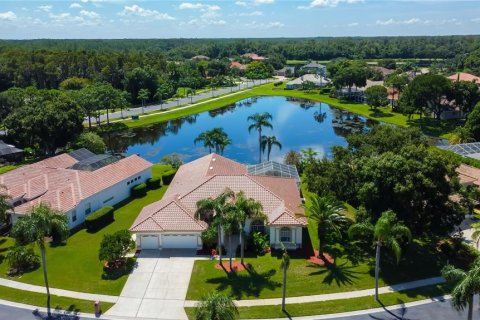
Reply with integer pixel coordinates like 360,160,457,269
369,110,395,118
33,305,80,320
206,264,281,299
308,261,362,286
369,298,416,320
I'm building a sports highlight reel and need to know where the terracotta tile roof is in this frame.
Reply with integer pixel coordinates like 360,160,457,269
131,154,306,233
457,164,480,187
1,153,152,214
447,72,480,84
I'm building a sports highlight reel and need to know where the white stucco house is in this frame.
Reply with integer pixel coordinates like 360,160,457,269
286,74,331,89
1,148,152,229
130,154,306,250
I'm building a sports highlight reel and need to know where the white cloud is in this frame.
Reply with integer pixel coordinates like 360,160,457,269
178,2,223,24
472,18,480,22
244,20,284,28
38,5,53,12
179,3,221,11
119,5,175,20
80,10,99,18
70,3,82,9
347,22,358,27
235,1,247,6
375,17,459,26
239,11,263,16
0,11,17,21
298,0,362,9
254,0,274,4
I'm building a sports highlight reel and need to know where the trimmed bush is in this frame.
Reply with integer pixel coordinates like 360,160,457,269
146,177,161,190
85,206,114,231
6,245,40,273
162,170,177,185
131,183,147,197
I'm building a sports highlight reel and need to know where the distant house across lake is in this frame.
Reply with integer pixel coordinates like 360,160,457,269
286,74,330,89
300,62,327,75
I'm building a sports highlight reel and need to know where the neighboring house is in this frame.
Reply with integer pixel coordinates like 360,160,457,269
1,148,152,229
447,72,480,85
242,53,267,61
300,62,327,75
286,74,331,89
130,154,307,251
191,55,210,61
230,61,246,70
275,66,295,77
0,140,23,163
456,164,480,187
372,66,395,79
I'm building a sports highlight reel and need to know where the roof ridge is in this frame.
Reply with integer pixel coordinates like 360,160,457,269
177,175,217,201
130,198,176,231
172,199,207,229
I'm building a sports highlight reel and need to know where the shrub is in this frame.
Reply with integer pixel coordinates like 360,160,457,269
146,177,161,190
131,183,147,197
320,87,332,94
201,226,218,249
247,231,270,254
6,245,40,273
99,230,136,265
162,170,177,185
85,206,114,231
438,237,479,270
274,81,283,87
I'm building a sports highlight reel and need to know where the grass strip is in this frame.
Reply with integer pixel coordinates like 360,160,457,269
0,285,114,314
185,283,451,319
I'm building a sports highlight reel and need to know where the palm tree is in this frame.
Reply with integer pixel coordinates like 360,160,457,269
194,292,238,320
230,192,264,265
196,190,235,265
470,222,480,249
348,210,411,301
194,131,216,154
442,259,480,320
137,88,150,114
303,195,347,259
223,212,238,271
11,203,69,317
260,135,282,161
247,112,273,163
211,128,231,155
280,244,290,312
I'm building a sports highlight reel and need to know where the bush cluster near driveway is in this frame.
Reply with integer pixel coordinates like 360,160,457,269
0,164,171,295
186,238,445,300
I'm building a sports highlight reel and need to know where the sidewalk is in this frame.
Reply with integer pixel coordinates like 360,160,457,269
0,278,118,303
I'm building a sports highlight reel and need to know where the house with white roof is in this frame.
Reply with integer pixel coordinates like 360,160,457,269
286,74,331,89
1,149,152,229
130,154,307,250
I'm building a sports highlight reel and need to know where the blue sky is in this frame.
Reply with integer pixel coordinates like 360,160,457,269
0,0,479,39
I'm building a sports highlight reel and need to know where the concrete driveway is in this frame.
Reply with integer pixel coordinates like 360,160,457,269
106,249,197,320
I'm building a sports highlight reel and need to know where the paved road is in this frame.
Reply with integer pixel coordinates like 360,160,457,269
87,79,274,125
0,297,473,320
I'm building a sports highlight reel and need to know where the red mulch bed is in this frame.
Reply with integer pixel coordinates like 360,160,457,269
308,251,335,266
215,261,247,272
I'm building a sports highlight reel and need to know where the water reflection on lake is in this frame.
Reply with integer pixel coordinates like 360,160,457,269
104,96,377,164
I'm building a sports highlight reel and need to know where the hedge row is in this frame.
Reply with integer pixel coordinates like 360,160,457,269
131,183,147,198
146,176,161,189
85,206,114,231
162,170,176,185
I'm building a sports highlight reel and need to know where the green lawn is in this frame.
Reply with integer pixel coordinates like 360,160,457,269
185,283,450,319
186,238,445,300
0,285,114,315
0,164,171,295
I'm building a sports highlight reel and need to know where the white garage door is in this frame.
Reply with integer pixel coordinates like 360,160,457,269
141,235,159,249
162,234,197,249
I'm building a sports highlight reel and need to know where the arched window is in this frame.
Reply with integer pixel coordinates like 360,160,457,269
251,220,265,233
280,227,291,242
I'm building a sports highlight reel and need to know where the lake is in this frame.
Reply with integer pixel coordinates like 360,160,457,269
104,96,376,164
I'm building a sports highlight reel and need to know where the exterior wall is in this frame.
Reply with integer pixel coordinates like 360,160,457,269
67,167,152,229
269,226,303,250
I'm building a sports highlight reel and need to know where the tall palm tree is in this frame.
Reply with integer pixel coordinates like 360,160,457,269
211,128,231,155
11,203,69,317
194,292,238,320
280,244,290,312
137,88,150,114
260,135,282,161
442,259,480,320
348,210,411,301
196,190,235,265
230,192,264,265
194,131,216,154
247,112,273,163
223,212,238,271
303,195,347,259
